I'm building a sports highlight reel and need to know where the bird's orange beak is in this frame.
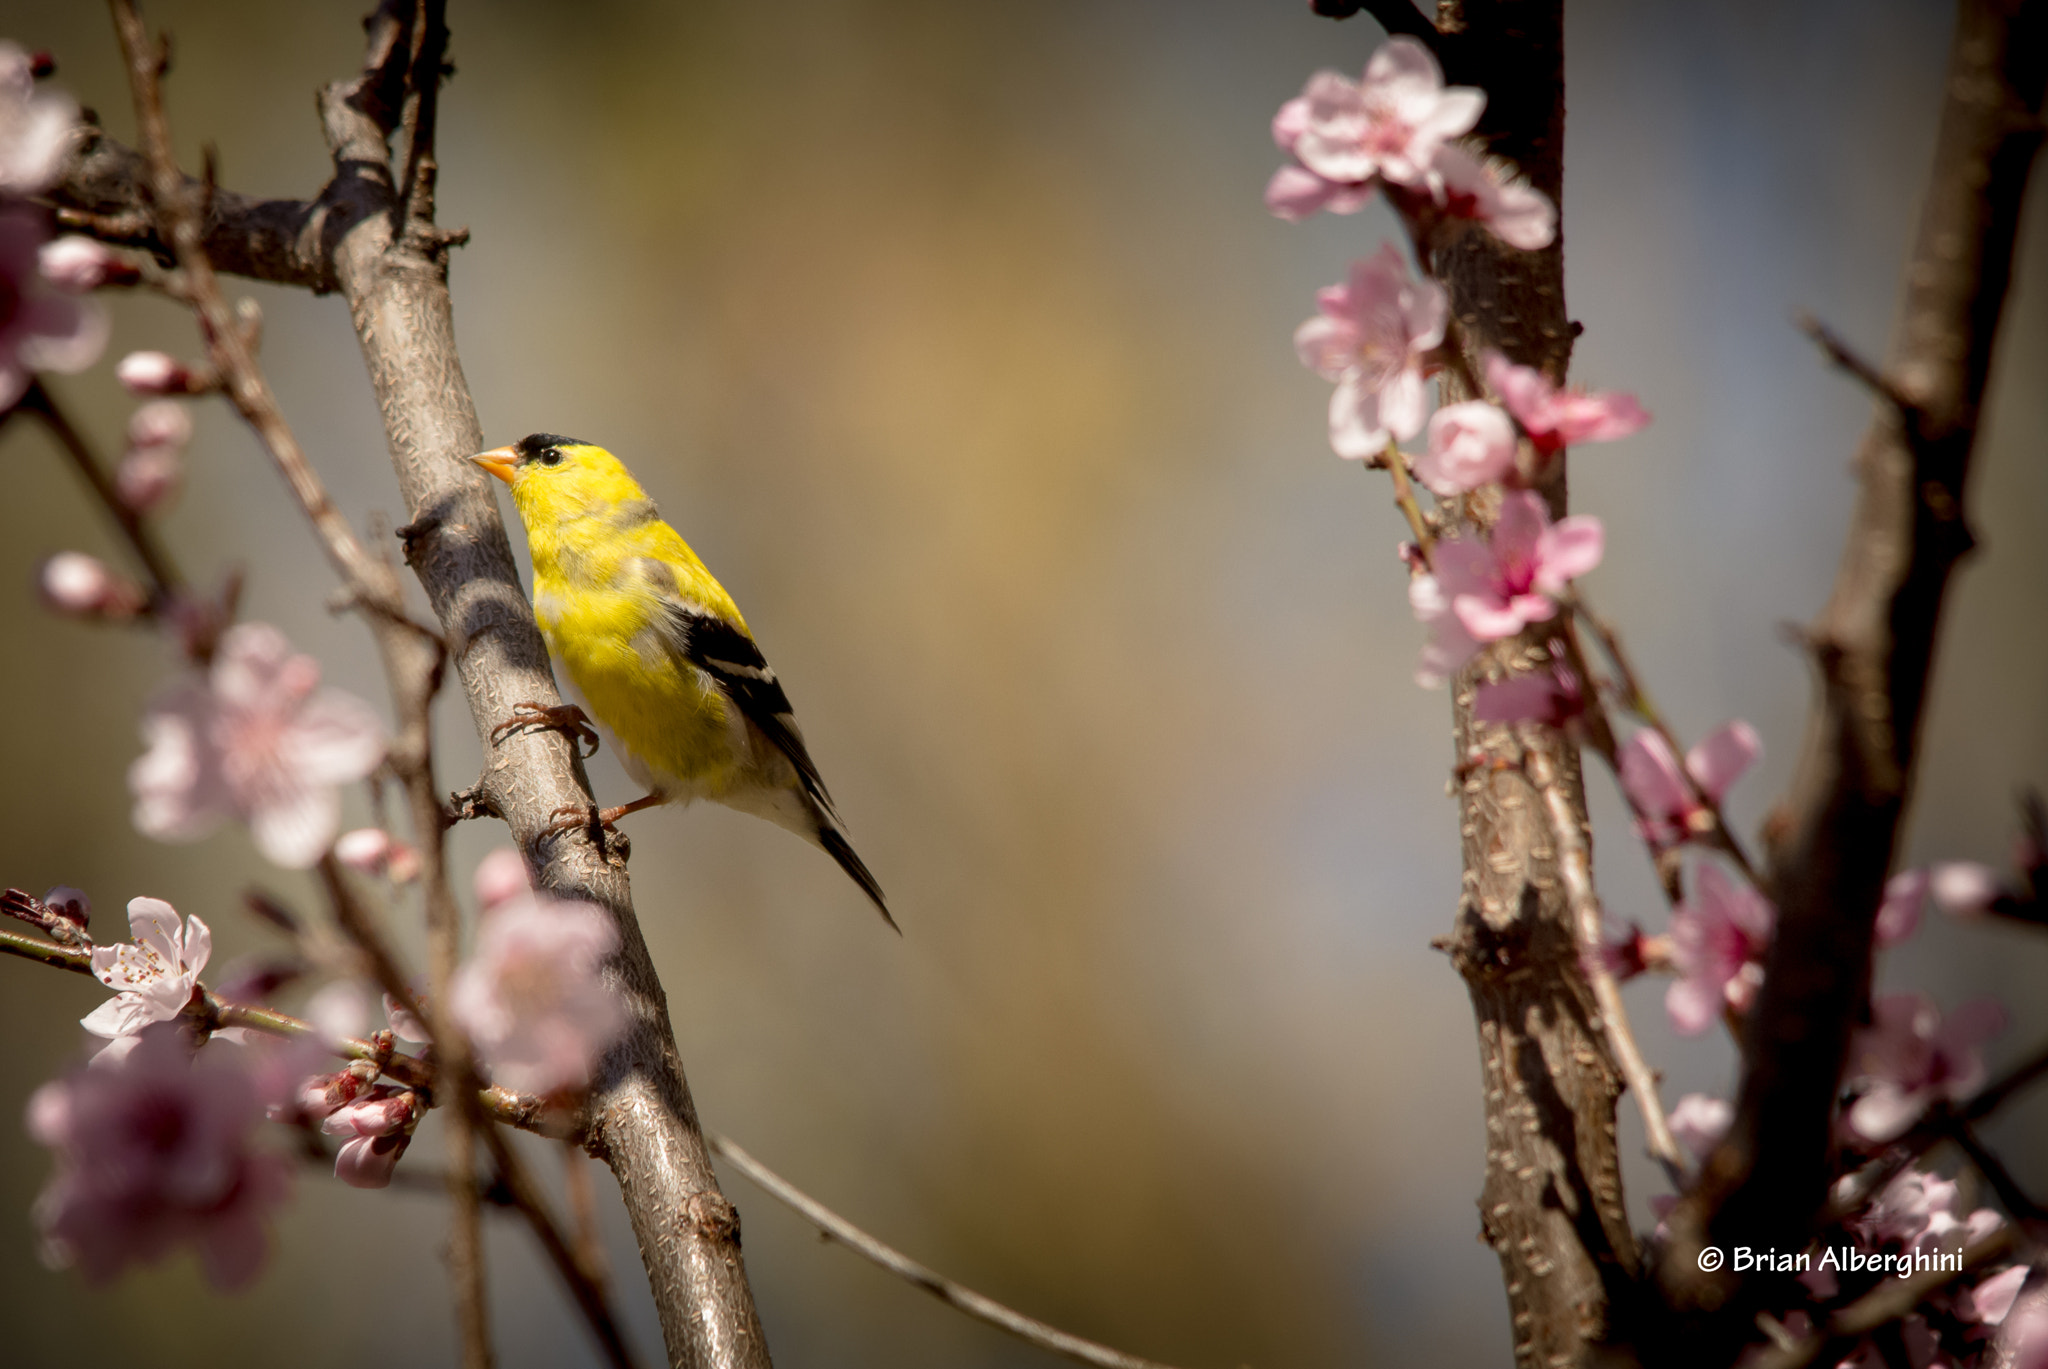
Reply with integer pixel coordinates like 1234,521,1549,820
471,446,519,484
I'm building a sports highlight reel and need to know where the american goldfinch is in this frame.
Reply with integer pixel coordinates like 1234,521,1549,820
472,434,892,927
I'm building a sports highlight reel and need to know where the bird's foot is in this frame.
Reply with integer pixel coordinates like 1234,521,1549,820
491,701,600,758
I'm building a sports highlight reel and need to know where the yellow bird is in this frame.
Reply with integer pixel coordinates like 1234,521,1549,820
473,434,892,928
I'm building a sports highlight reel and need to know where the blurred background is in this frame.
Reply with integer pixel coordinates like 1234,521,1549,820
0,1,2042,1365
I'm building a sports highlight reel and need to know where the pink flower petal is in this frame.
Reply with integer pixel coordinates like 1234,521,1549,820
1534,515,1604,589
1876,869,1929,947
1684,721,1760,801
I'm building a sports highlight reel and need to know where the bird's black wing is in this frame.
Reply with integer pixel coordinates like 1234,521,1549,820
658,600,834,811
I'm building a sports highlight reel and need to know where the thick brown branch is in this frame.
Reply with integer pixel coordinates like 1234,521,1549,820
309,5,772,1364
1654,0,2048,1351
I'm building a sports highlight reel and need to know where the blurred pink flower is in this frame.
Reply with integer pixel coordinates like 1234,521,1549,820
2002,1296,2048,1369
1472,661,1586,728
1666,863,1775,1036
128,622,386,869
1962,1266,2030,1327
1876,868,1929,947
1845,994,2007,1144
26,1024,290,1289
322,1087,417,1190
1668,1093,1732,1159
1295,244,1446,457
1930,861,2002,917
1416,400,1517,495
1408,493,1601,686
37,550,148,618
473,847,532,912
1485,352,1649,458
0,205,107,409
334,827,421,883
81,897,210,1052
451,896,626,1096
39,235,138,291
0,42,78,194
115,349,209,396
1425,143,1557,250
1617,720,1760,849
114,399,192,512
1273,37,1484,208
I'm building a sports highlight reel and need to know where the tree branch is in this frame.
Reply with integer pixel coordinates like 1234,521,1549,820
1653,0,2048,1351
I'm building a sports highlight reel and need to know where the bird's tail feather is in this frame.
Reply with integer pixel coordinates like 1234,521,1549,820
816,822,895,932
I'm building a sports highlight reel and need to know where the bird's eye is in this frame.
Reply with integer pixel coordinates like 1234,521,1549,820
539,449,563,467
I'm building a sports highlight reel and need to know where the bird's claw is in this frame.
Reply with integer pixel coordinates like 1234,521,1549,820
491,701,600,758
542,802,615,840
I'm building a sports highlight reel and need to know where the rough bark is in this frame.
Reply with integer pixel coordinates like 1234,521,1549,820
1652,0,2048,1354
1426,2,1642,1363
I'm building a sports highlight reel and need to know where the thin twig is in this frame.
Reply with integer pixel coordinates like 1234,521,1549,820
1527,748,1685,1183
1795,314,1922,426
711,1134,1192,1369
16,378,184,603
1952,1124,2046,1222
1567,592,1763,885
1376,437,1436,568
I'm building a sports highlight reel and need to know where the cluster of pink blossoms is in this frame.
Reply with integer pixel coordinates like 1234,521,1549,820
1266,36,1555,251
1269,40,1647,690
26,847,633,1286
0,44,107,409
128,622,387,869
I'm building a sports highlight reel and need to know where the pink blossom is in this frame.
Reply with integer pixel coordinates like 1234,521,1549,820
451,896,627,1096
128,623,386,869
81,897,210,1049
1845,994,2007,1144
1295,245,1446,457
37,551,148,618
1274,38,1484,207
1876,868,1928,947
1415,400,1517,495
1424,143,1557,250
1851,1168,2002,1258
1962,1266,2030,1326
115,349,208,396
26,1024,290,1289
1408,491,1602,686
1485,352,1650,458
1472,661,1586,728
0,42,78,195
1930,862,2001,916
473,847,532,911
1668,1093,1732,1159
1617,721,1761,849
2001,1296,2048,1369
322,1087,417,1189
334,827,421,883
39,236,138,291
41,885,89,931
0,205,107,409
1665,863,1775,1036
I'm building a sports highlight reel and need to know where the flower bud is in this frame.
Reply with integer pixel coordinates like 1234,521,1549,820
38,236,140,291
116,443,182,512
115,350,211,396
40,886,89,930
127,399,193,452
37,551,147,618
473,847,531,912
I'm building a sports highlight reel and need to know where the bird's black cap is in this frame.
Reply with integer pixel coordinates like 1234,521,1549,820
514,433,589,459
